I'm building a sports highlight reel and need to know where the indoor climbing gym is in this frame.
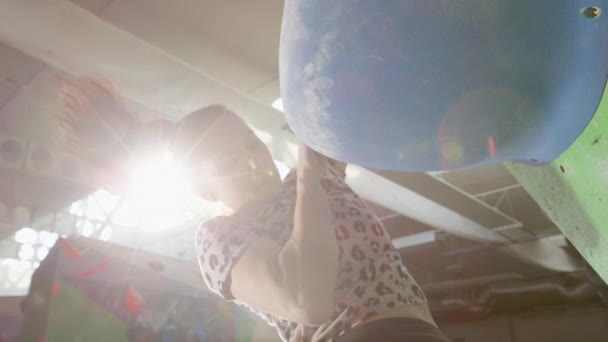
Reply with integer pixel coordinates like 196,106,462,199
0,1,607,342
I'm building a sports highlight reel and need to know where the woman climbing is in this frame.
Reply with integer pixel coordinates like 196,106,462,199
57,77,447,341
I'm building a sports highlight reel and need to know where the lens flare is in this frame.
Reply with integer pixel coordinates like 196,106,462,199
125,150,193,231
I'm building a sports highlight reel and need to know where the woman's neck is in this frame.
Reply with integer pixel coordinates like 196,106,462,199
232,175,286,212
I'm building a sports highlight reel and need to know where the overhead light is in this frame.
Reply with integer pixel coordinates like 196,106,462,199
67,151,192,232
125,149,192,231
15,228,37,245
80,220,95,237
99,227,112,241
39,231,58,248
272,98,284,112
18,244,35,261
36,246,49,260
1,258,18,266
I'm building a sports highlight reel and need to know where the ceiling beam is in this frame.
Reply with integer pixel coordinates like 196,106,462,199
346,166,508,243
392,231,437,249
500,235,583,273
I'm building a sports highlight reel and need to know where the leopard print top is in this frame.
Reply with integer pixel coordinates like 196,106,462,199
195,161,426,341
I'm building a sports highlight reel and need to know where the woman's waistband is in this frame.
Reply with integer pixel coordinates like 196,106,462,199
336,317,449,342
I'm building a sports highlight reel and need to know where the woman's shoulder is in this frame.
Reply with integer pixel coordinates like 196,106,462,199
196,214,247,243
327,158,347,177
198,213,234,227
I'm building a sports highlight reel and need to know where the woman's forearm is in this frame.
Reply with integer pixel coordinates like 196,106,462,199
278,177,339,324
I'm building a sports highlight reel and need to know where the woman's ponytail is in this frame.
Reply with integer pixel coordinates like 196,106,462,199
55,77,144,167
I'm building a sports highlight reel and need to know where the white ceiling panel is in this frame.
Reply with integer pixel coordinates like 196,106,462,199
101,0,281,95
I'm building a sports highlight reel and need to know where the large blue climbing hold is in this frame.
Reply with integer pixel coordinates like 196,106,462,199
280,1,608,171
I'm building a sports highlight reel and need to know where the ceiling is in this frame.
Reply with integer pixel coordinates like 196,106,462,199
0,0,603,315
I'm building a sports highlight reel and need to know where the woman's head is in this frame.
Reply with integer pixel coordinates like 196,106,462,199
171,105,283,209
57,78,282,209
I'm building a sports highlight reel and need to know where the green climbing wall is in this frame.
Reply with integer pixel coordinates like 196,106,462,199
507,82,608,284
